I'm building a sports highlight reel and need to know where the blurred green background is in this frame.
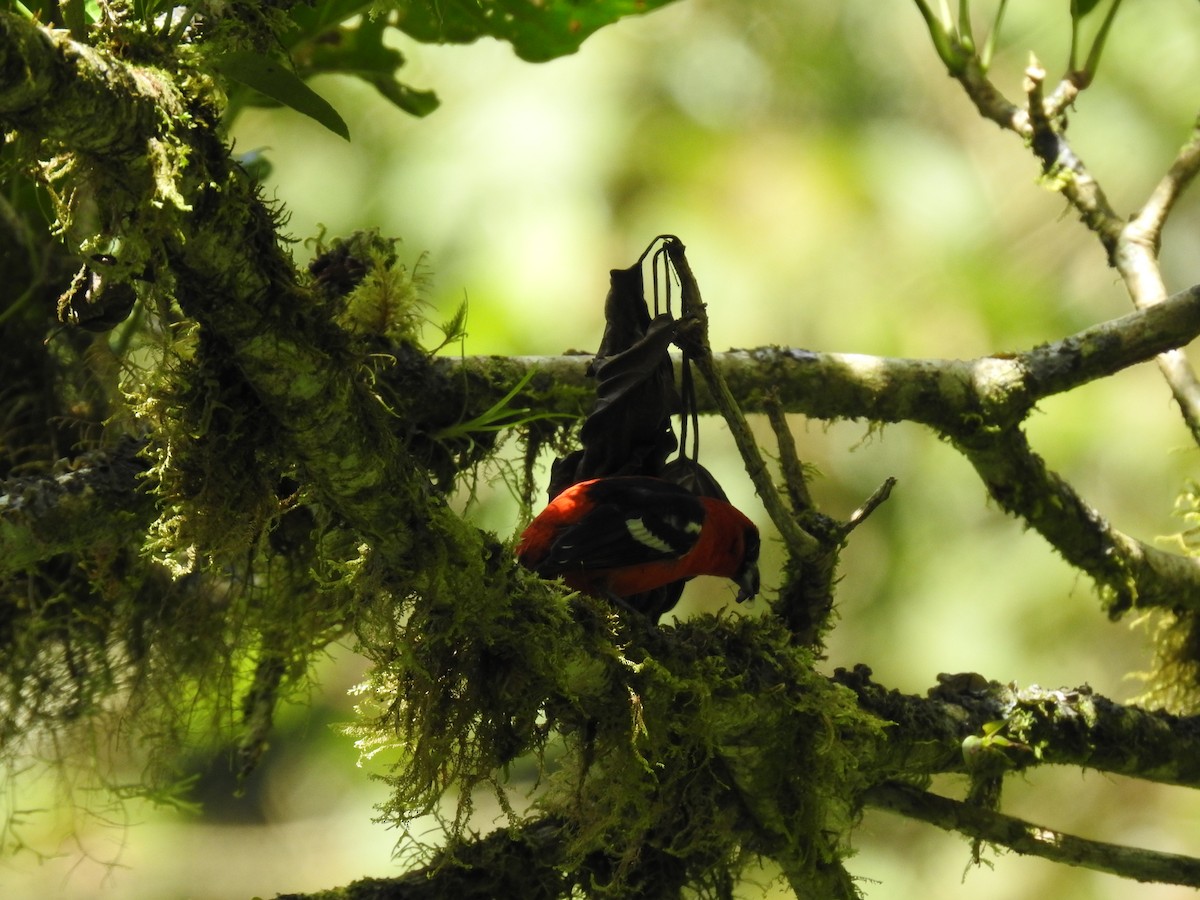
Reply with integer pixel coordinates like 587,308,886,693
11,1,1200,897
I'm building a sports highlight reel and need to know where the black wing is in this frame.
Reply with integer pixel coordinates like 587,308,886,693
540,477,706,574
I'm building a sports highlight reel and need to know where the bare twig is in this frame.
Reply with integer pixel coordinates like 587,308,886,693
764,395,815,514
914,7,1200,443
864,782,1200,887
1021,59,1123,255
839,477,896,538
1116,115,1200,443
664,238,821,559
1132,114,1200,242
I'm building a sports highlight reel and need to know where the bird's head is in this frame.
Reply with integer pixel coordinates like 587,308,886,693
733,526,761,603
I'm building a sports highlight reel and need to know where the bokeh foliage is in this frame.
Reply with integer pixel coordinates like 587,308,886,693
4,1,1200,899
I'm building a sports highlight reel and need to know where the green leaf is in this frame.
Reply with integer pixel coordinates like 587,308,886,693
294,14,440,118
1070,0,1103,18
283,0,376,52
394,0,684,62
214,51,351,141
368,76,440,117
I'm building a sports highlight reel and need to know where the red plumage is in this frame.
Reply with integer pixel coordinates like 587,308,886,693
517,476,760,608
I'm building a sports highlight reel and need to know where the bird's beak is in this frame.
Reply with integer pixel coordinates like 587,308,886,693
734,561,760,603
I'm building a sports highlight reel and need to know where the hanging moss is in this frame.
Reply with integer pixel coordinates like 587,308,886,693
348,577,886,897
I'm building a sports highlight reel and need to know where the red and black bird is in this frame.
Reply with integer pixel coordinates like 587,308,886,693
517,476,760,612
518,238,760,620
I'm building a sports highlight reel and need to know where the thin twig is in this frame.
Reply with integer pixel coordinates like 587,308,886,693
663,238,821,559
764,394,815,514
1132,113,1200,242
1117,115,1200,443
864,782,1200,887
1022,59,1123,255
839,477,897,539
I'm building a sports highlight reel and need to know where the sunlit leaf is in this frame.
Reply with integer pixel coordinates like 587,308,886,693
293,14,441,118
394,0,684,62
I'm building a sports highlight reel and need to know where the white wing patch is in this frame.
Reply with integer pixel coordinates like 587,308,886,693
624,515,702,555
625,517,674,553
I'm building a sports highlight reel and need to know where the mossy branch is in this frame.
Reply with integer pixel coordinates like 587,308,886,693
273,817,572,900
0,438,150,578
837,665,1200,789
490,280,1200,429
285,664,1200,898
465,285,1200,615
8,278,1200,612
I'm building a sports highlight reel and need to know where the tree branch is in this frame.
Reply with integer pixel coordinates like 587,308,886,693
955,424,1200,615
1114,113,1200,444
914,8,1200,443
0,438,150,578
864,781,1200,888
837,665,1200,790
1132,112,1200,242
665,237,821,560
1020,59,1124,256
490,282,1200,428
274,817,572,900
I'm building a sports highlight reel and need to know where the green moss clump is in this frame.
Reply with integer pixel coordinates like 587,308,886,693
352,585,885,897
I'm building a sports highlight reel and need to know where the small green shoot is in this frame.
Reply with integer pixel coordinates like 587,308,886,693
433,370,573,452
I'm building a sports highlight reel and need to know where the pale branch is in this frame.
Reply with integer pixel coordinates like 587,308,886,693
1131,112,1200,243
492,281,1200,429
1115,114,1200,444
913,7,1200,444
838,477,895,539
863,782,1200,888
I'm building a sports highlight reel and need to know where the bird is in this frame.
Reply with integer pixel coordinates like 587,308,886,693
516,476,760,615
